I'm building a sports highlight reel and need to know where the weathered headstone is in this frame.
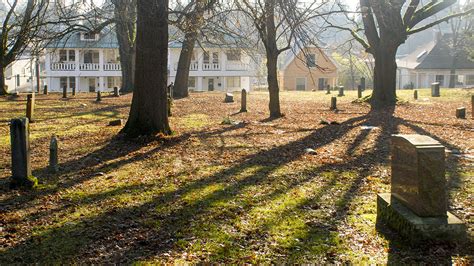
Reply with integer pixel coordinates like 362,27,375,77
113,87,120,97
96,91,102,102
377,134,465,242
357,85,362,98
471,95,474,119
26,94,35,123
455,107,466,119
72,86,76,96
109,119,123,126
168,96,172,117
43,85,48,95
10,118,37,188
431,82,440,97
330,96,337,110
360,77,366,91
224,92,234,103
414,90,418,100
240,89,247,112
62,85,67,98
49,135,59,173
337,86,344,97
326,84,331,94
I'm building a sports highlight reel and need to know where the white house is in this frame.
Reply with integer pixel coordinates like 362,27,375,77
5,56,36,93
168,41,257,92
44,30,122,92
397,34,474,89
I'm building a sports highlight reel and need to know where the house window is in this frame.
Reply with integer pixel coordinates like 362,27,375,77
69,77,76,89
296,77,306,91
69,50,75,61
84,50,100,64
59,50,68,61
226,77,241,88
203,52,210,64
435,75,444,86
306,54,316,68
226,50,241,61
82,32,97,41
466,75,474,85
60,77,68,88
107,77,114,88
212,52,219,64
188,77,196,88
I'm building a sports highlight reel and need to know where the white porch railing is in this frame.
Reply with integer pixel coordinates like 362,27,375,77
174,61,199,71
80,63,100,71
226,62,248,71
203,63,220,71
104,63,121,71
51,62,76,71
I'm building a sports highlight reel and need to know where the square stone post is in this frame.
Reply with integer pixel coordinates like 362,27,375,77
49,135,59,173
360,77,366,91
26,94,35,123
240,89,247,112
431,82,440,97
10,118,37,188
326,84,330,94
330,97,337,110
337,86,344,97
357,85,362,98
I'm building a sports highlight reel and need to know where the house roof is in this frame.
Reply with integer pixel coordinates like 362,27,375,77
46,29,118,49
397,34,474,70
280,46,336,71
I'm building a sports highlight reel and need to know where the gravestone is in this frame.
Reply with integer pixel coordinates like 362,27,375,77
337,86,344,97
330,97,337,110
168,96,172,117
10,118,37,188
26,94,35,123
72,86,76,96
96,91,102,102
431,82,440,97
471,95,474,119
43,85,48,95
240,89,247,112
224,92,234,103
49,135,59,173
414,90,418,100
377,134,465,242
113,87,120,97
357,85,362,98
109,119,123,126
456,107,466,119
326,84,331,94
360,77,366,91
62,85,67,98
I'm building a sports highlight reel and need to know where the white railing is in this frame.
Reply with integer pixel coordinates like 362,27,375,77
104,63,121,71
173,61,199,71
226,62,248,71
79,63,100,71
51,62,76,71
203,63,220,71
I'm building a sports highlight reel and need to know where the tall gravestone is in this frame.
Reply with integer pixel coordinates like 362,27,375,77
338,86,344,97
49,135,59,173
377,134,465,242
330,97,337,110
43,85,48,95
326,84,331,94
96,91,102,102
26,94,35,123
357,85,362,98
414,90,418,100
113,87,120,97
431,82,440,97
62,86,67,98
456,107,466,119
10,118,37,188
471,95,474,119
72,86,76,96
360,77,366,91
240,89,247,112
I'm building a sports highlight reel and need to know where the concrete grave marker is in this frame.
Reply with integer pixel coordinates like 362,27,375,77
49,135,59,173
471,95,474,119
338,86,344,97
113,87,120,97
96,91,102,102
62,85,67,98
26,94,35,123
456,107,466,119
357,85,362,98
10,118,37,188
72,86,76,96
414,90,418,100
224,92,234,103
43,85,48,95
431,82,440,97
326,84,331,94
360,77,366,91
330,97,337,110
240,89,247,112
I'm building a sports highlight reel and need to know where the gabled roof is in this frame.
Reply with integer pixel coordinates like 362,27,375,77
397,34,474,70
46,30,118,49
280,46,336,71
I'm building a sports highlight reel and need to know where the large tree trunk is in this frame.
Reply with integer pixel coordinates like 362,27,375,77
121,0,171,137
449,56,457,88
0,65,6,95
267,52,281,118
370,46,398,109
173,31,197,99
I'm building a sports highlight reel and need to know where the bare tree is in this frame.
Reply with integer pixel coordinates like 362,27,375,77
121,0,171,137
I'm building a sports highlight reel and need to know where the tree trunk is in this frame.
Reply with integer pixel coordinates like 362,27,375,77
118,43,135,93
121,0,171,137
114,0,136,93
0,65,6,95
370,46,398,109
267,52,281,118
449,56,457,88
173,31,197,99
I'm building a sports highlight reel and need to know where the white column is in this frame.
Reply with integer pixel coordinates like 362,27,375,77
99,76,104,91
222,76,227,92
198,50,203,71
45,50,51,72
416,73,419,89
75,49,80,71
221,50,226,71
76,76,81,92
198,76,203,91
99,49,104,71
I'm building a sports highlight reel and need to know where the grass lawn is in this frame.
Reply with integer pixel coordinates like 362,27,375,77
0,89,473,263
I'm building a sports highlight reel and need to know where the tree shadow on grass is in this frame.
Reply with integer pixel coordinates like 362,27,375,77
1,106,470,263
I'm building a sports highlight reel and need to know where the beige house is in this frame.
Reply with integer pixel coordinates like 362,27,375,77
279,47,338,91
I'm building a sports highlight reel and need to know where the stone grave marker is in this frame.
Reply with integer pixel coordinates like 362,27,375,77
338,86,344,97
360,77,366,91
357,85,362,98
456,107,466,119
49,135,59,173
471,95,474,119
377,134,465,242
431,82,440,97
113,87,120,97
62,85,67,98
10,118,37,188
224,92,234,103
43,85,48,95
330,97,337,110
326,84,331,94
96,91,102,102
72,86,76,96
26,94,35,123
240,89,247,112
414,90,418,100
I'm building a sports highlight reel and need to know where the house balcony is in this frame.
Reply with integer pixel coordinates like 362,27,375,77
203,63,220,71
79,63,100,71
51,62,76,71
226,62,248,71
174,61,198,71
104,63,121,71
